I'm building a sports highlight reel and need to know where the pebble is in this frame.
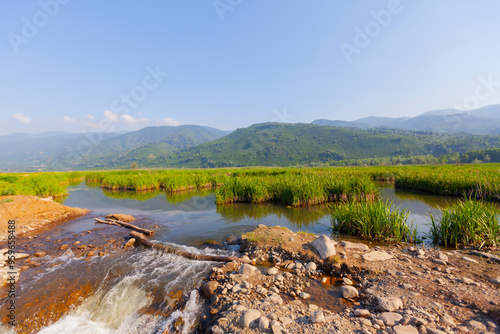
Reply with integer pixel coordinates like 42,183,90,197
393,324,419,334
310,310,325,324
380,312,403,326
378,296,403,312
341,285,359,299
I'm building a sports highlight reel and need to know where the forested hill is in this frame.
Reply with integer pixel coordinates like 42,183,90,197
135,123,500,168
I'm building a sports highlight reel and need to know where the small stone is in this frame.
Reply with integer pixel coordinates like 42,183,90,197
85,251,95,257
202,281,219,299
467,320,487,331
271,324,283,334
393,324,418,334
305,262,317,271
411,317,427,326
432,258,447,265
105,213,135,222
279,316,293,327
340,240,369,251
239,309,261,328
462,256,478,263
59,245,69,251
362,251,393,262
34,251,47,257
211,325,224,334
439,314,455,326
378,296,403,312
486,321,497,329
265,293,284,305
341,285,359,299
460,277,474,285
380,312,403,326
360,318,372,327
124,238,136,249
354,309,370,317
259,317,270,331
343,277,353,285
426,328,447,334
489,277,500,284
267,267,279,275
437,252,449,262
239,264,258,275
298,292,311,300
309,310,325,324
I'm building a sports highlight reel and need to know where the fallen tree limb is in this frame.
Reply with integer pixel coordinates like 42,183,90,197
130,231,250,263
95,218,155,236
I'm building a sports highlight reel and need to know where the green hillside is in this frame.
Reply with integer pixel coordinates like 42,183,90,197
134,123,500,168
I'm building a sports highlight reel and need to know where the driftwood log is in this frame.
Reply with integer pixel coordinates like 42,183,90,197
95,218,155,236
130,231,250,263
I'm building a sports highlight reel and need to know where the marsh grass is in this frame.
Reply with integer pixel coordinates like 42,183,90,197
428,199,500,248
330,200,416,242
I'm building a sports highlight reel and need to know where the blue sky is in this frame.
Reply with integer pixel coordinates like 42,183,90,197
1,0,500,135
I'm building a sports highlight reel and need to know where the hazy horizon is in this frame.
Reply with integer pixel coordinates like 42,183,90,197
2,1,500,135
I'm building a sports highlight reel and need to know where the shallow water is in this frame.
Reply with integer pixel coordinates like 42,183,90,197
0,182,473,333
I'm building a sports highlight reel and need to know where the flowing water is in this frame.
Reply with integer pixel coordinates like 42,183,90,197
0,182,466,333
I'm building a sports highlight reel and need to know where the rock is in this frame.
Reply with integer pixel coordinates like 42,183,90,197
460,277,474,285
437,252,449,262
59,244,69,251
305,262,317,271
411,317,427,326
362,251,393,261
462,256,478,263
343,277,353,285
380,312,403,326
257,224,267,229
211,325,224,334
239,309,261,328
309,235,337,259
232,285,242,293
393,325,419,334
340,240,369,251
124,238,136,249
271,324,283,334
239,264,258,275
360,318,372,327
467,320,487,331
259,317,270,331
105,214,135,222
341,285,359,299
298,292,311,300
34,251,47,257
225,235,239,245
267,267,279,275
439,314,455,326
432,258,447,265
378,296,403,312
310,310,325,323
279,316,293,327
427,328,447,334
16,253,30,259
202,281,219,299
265,293,284,305
86,251,95,257
354,309,370,317
489,277,500,284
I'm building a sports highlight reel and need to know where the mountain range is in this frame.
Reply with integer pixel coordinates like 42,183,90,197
312,104,500,135
1,104,500,171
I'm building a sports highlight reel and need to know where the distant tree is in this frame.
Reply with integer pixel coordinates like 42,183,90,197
131,162,137,171
484,154,491,163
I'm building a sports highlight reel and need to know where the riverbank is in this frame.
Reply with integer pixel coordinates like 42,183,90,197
200,225,500,334
0,195,90,241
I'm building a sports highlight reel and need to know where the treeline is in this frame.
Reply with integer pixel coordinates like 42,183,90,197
460,149,500,163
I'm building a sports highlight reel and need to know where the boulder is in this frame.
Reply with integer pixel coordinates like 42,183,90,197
309,235,336,259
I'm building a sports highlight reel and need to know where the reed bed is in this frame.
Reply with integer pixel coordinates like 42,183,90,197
330,200,416,242
215,171,378,206
428,199,500,248
0,172,85,197
394,165,500,201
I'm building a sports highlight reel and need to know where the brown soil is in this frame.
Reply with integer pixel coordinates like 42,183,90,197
0,195,90,240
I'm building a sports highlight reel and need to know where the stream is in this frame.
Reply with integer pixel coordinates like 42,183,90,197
0,182,466,333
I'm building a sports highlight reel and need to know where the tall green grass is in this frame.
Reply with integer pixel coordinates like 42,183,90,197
428,199,500,248
330,200,416,242
0,172,85,197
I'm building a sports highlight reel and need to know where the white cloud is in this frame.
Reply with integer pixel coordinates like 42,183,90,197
123,114,151,124
104,110,118,122
158,117,181,126
12,113,32,124
86,114,95,120
63,115,77,123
